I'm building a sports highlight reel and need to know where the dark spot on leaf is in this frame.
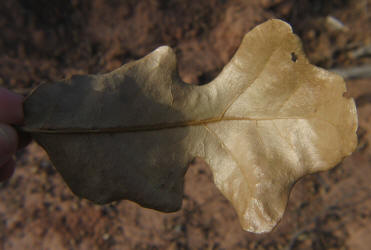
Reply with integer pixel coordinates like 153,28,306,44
291,52,297,62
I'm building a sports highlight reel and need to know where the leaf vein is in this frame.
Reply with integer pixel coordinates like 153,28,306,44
219,47,280,119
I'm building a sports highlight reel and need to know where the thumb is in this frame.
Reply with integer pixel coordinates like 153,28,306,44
0,123,19,160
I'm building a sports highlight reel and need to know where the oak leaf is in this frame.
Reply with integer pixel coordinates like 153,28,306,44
22,19,357,233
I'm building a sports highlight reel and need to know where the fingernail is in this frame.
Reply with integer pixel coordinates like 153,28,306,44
0,126,9,141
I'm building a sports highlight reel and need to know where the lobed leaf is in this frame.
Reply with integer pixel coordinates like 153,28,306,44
23,19,357,233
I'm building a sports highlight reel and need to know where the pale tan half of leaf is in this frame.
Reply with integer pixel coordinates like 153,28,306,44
22,19,358,233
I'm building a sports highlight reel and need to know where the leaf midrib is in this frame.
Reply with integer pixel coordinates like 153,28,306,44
21,116,306,134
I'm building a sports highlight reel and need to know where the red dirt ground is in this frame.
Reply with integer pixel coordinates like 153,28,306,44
0,0,370,249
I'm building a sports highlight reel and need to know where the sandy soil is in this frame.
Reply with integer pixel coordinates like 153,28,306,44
0,0,370,249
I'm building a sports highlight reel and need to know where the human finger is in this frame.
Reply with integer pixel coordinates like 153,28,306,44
0,87,24,124
0,123,19,157
0,158,15,182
